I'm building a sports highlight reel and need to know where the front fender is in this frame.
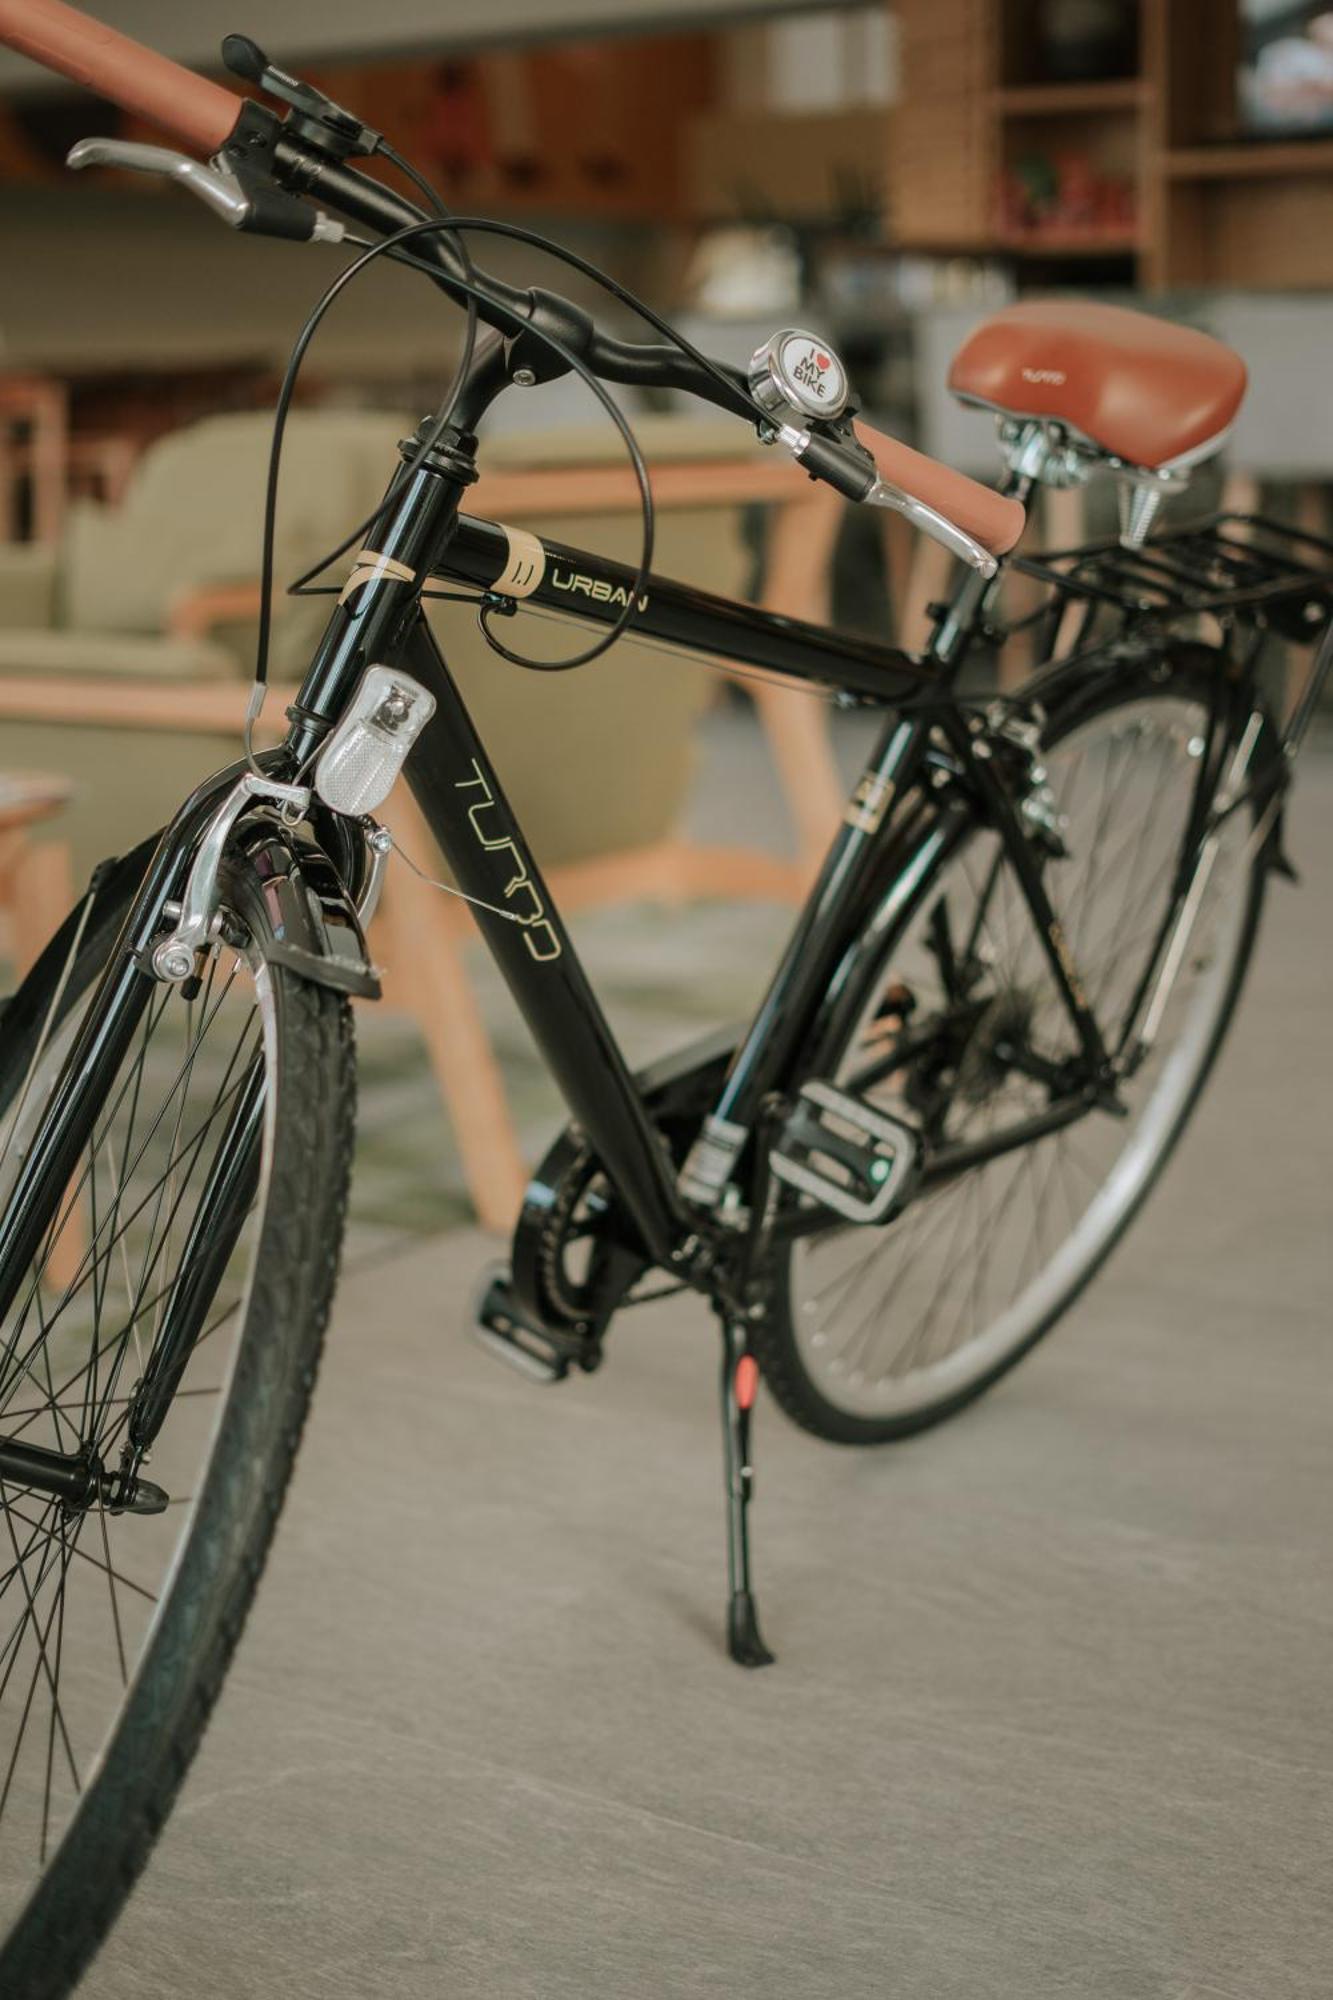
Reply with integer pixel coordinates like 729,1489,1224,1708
5,756,380,1039
231,817,380,999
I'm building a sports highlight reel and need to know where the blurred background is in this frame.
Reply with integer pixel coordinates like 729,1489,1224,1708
1,0,1331,1241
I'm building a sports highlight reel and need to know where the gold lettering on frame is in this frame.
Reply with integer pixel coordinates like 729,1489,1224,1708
549,565,649,613
454,759,563,963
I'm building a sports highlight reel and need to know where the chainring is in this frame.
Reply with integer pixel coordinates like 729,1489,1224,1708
509,1025,741,1335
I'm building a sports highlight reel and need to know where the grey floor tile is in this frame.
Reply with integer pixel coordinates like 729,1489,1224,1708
85,730,1332,1999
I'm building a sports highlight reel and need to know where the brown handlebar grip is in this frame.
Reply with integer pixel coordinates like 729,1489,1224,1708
853,421,1026,557
0,0,242,156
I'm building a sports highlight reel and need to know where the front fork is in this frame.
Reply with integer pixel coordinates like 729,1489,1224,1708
0,951,153,1334
0,755,302,1518
127,1054,265,1454
0,755,278,1331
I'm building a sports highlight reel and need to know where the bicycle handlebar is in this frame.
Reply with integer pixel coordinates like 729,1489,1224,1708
0,0,243,155
280,145,760,417
286,156,1022,565
0,0,1025,571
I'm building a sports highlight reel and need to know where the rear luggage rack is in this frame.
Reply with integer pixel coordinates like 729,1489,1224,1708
1014,512,1333,628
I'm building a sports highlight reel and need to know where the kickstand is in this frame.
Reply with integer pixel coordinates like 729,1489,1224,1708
718,1315,776,1668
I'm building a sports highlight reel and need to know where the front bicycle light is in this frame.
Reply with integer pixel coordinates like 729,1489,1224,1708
314,663,436,816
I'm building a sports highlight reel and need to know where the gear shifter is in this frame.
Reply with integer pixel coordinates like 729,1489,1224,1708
221,34,382,158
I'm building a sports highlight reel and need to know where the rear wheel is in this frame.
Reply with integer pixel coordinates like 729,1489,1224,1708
759,665,1270,1443
0,851,355,1999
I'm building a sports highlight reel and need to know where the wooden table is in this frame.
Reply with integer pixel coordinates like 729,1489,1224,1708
0,770,74,980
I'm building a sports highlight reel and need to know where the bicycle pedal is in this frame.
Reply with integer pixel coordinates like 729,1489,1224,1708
769,1080,918,1223
471,1265,583,1384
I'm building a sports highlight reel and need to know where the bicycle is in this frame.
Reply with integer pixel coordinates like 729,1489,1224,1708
0,5,1328,1994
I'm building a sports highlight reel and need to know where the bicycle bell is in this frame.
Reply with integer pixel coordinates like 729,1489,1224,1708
748,329,850,424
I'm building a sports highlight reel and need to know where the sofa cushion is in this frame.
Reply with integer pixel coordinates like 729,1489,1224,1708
0,628,237,679
61,409,414,640
0,544,59,631
2,719,238,891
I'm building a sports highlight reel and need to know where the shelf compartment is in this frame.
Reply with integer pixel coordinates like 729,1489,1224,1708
993,78,1145,116
1161,173,1333,289
995,228,1140,257
1165,141,1333,181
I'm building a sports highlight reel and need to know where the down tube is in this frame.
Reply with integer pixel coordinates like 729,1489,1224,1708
397,614,687,1265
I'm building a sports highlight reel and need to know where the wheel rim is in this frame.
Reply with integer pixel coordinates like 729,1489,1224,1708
0,921,275,1930
788,695,1257,1422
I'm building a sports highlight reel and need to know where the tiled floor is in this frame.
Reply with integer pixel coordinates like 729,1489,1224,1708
73,718,1333,1999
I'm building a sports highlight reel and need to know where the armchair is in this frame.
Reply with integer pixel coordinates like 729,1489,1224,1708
0,406,417,884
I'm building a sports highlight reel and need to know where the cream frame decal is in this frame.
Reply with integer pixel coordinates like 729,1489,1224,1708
455,756,563,962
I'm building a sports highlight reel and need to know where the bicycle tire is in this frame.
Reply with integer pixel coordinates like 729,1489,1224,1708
756,659,1272,1444
0,849,356,1999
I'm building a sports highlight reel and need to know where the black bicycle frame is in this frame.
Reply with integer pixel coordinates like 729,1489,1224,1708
273,426,979,1275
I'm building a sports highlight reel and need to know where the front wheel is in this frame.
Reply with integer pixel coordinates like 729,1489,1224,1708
757,662,1271,1444
0,847,355,1999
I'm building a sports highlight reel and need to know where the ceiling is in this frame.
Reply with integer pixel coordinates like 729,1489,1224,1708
0,0,847,90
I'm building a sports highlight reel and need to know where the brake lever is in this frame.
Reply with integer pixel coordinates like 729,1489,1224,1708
66,137,344,243
67,137,248,220
864,478,999,580
771,422,998,580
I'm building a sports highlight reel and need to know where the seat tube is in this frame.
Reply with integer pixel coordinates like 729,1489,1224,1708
706,713,931,1140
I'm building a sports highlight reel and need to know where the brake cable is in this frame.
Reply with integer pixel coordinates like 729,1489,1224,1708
246,214,679,771
252,177,795,743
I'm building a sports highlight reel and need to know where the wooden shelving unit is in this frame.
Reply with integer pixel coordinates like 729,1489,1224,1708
2,36,719,222
992,78,1145,117
1165,141,1333,181
891,0,1333,291
996,227,1141,257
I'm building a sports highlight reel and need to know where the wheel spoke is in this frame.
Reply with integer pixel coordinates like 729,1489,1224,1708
0,1040,259,1423
788,694,1255,1425
96,1496,129,1687
0,1500,81,1833
0,898,280,1900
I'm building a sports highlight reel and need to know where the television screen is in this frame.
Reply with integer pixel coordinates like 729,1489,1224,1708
1239,2,1333,133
